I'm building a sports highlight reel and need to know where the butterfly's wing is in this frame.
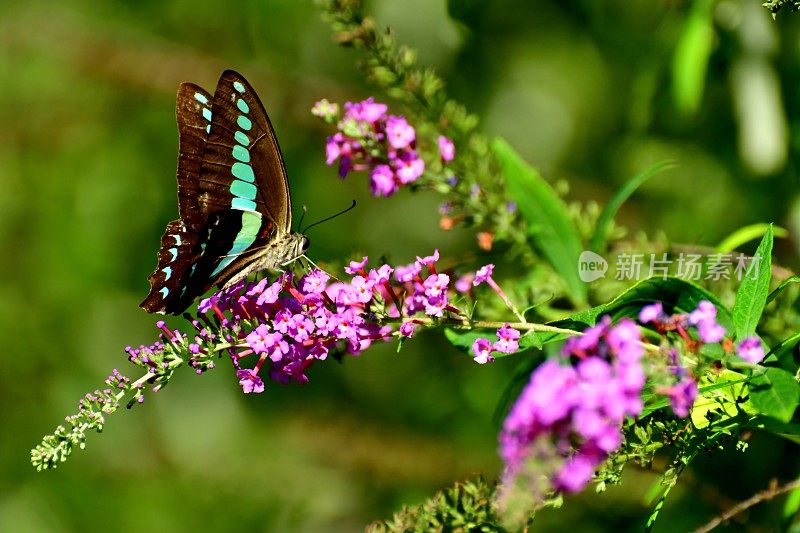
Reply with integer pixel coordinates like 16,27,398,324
141,84,213,313
187,70,295,285
142,71,299,315
196,70,292,233
175,83,213,232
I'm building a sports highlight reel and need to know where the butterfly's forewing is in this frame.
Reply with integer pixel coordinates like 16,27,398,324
189,70,295,283
197,70,291,232
175,83,214,232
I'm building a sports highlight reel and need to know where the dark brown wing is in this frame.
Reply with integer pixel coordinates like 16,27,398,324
175,83,213,232
197,70,291,233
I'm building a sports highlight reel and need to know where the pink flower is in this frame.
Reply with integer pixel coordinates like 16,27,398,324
472,338,495,364
325,133,343,165
344,97,387,123
395,152,425,184
639,302,663,324
370,164,398,197
737,336,765,363
666,377,698,418
438,135,455,162
423,273,449,298
237,369,265,394
385,115,416,149
555,455,596,493
455,273,474,293
399,321,416,338
345,256,369,275
416,249,440,268
473,264,495,286
394,262,422,283
494,324,521,354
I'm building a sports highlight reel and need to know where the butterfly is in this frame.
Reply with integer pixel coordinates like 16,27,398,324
140,70,308,315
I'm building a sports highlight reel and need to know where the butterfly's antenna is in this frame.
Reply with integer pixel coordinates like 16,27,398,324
301,200,357,234
296,205,308,232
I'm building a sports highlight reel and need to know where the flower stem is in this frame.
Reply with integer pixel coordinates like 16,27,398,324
385,316,580,336
486,277,526,323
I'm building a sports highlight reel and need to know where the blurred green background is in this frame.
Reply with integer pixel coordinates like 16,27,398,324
3,0,800,531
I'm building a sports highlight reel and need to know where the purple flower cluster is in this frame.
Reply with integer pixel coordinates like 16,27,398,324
471,324,521,364
315,97,454,197
500,317,645,494
639,299,765,414
191,251,472,394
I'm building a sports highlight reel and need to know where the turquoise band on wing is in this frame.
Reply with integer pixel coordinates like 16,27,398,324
237,99,250,113
232,162,255,182
232,197,257,211
234,131,250,146
237,115,252,131
232,145,250,163
211,211,261,275
230,180,257,200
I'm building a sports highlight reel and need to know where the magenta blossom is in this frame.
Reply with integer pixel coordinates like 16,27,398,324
386,115,416,149
370,164,398,197
473,264,495,286
438,135,455,162
737,336,765,363
472,338,494,364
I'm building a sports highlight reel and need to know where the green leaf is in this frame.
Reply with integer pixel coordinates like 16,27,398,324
493,137,586,305
764,332,800,372
745,416,800,445
766,275,800,305
671,0,715,116
554,276,733,332
443,328,490,354
589,161,675,252
732,224,774,340
749,367,800,423
518,330,543,350
716,223,787,253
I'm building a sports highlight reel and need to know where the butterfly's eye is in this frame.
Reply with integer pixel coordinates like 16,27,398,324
302,236,311,251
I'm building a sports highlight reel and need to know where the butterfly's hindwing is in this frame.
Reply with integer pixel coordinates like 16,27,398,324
140,220,201,313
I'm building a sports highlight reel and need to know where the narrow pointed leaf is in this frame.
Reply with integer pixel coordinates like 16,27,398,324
493,137,586,305
589,161,675,252
732,225,774,340
716,223,787,253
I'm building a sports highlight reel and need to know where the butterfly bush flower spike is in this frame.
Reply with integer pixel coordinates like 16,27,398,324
499,317,645,502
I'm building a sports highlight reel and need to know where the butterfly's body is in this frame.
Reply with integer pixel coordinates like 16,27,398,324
141,71,307,315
